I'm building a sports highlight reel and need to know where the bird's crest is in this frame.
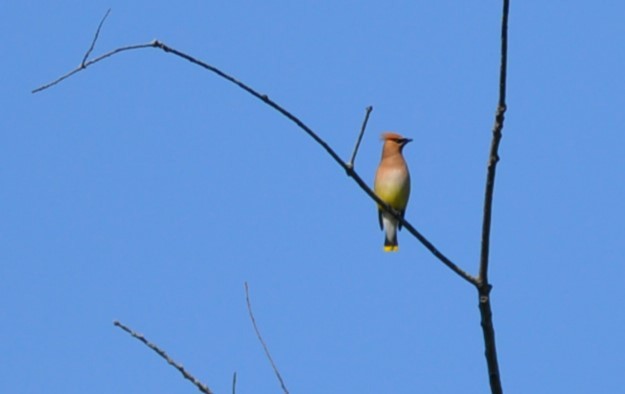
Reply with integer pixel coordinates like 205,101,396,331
381,132,405,141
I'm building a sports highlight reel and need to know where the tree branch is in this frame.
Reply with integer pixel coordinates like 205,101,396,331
32,42,154,93
347,105,373,169
476,0,510,393
346,167,476,284
245,283,289,394
33,28,474,285
82,8,111,66
479,0,509,286
113,320,214,394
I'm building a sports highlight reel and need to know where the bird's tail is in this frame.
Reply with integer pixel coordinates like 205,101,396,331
381,214,399,252
384,238,399,252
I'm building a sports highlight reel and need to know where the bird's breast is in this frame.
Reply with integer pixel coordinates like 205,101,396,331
374,167,411,208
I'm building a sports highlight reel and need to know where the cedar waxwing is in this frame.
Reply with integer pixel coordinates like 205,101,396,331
374,132,412,252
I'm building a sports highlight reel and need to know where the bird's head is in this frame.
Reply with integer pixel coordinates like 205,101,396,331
381,132,412,151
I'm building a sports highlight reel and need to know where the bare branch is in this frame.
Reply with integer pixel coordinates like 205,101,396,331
245,283,289,394
113,320,214,394
32,42,154,93
347,169,477,284
347,106,373,169
82,8,111,66
479,287,502,394
157,42,474,284
476,0,510,393
33,32,474,284
479,0,509,287
232,372,237,394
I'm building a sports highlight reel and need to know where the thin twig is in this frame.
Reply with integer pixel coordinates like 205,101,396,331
244,283,289,394
113,320,214,394
476,1,510,393
32,42,154,93
82,8,111,66
347,106,373,168
232,371,237,394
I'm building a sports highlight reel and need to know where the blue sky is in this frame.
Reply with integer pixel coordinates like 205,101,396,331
2,1,624,393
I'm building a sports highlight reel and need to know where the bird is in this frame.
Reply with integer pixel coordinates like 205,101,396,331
374,132,412,252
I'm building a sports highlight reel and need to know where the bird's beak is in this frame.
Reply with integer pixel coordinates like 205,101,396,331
403,138,413,144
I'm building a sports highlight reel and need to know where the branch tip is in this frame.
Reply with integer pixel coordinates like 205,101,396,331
348,106,373,167
82,8,111,66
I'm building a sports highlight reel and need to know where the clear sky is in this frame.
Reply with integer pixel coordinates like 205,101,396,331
2,1,624,393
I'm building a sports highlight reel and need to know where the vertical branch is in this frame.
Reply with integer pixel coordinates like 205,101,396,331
347,106,373,168
479,287,502,394
82,8,111,66
477,1,509,394
479,0,509,285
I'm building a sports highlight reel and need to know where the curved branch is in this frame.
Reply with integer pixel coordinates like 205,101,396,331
33,37,475,285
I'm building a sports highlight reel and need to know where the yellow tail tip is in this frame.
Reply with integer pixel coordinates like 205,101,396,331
383,245,399,252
